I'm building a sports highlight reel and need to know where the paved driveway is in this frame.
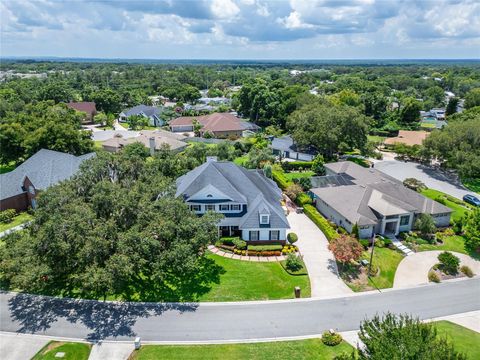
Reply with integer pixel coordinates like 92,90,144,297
0,332,49,360
375,160,471,200
394,251,480,288
287,212,352,298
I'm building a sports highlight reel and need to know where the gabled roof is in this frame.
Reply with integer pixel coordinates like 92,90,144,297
121,105,163,118
170,113,260,132
102,130,187,151
271,135,317,155
311,161,451,226
67,102,96,114
383,130,429,147
0,149,95,200
176,161,289,229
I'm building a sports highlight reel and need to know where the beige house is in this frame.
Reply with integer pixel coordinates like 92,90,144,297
102,130,187,154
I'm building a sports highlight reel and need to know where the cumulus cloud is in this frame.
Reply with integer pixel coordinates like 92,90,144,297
1,0,479,58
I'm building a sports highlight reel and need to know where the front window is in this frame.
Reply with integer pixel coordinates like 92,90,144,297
260,214,270,224
250,231,259,241
206,205,215,211
230,204,241,211
190,204,201,212
219,204,229,211
270,230,280,241
400,215,410,226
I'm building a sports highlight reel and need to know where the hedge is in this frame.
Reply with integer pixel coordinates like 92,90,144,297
303,204,338,241
295,193,313,206
272,170,290,190
248,244,283,251
281,161,313,171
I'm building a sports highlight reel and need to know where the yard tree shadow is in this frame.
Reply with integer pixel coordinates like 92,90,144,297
7,292,198,341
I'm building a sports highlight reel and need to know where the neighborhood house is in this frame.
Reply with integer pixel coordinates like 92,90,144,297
66,101,97,123
271,135,317,161
310,161,452,238
101,130,187,154
169,112,260,138
119,105,165,127
383,130,429,147
176,157,290,243
0,149,95,211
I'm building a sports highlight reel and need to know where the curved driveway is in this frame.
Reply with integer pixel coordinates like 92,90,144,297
1,279,479,342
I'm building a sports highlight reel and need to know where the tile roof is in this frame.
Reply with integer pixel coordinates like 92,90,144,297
0,149,95,200
384,130,429,146
170,112,260,133
311,161,451,226
102,130,187,151
176,161,289,230
66,102,97,114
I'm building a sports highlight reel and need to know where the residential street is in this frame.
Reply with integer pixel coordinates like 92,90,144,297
1,279,478,342
375,159,471,200
287,212,352,298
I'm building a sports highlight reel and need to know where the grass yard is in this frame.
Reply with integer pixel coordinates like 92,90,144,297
0,212,33,233
199,254,311,301
462,178,480,194
32,341,91,360
130,339,354,360
367,135,386,143
435,321,480,359
283,171,315,181
417,235,479,260
420,188,471,222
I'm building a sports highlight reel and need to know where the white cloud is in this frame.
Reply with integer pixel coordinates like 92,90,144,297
211,0,240,19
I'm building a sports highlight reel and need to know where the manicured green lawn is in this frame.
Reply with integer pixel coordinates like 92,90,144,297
462,178,480,194
199,254,311,301
364,247,404,290
435,321,480,359
0,212,33,233
367,135,386,143
130,339,354,360
233,155,248,166
420,188,471,222
417,235,479,260
32,341,91,360
283,171,315,181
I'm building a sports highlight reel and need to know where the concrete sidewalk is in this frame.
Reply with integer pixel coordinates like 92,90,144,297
394,251,480,288
88,341,134,360
287,211,352,298
0,332,49,360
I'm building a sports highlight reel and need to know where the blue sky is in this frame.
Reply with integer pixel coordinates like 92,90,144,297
1,0,479,59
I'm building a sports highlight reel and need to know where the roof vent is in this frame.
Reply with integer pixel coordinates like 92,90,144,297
206,156,217,163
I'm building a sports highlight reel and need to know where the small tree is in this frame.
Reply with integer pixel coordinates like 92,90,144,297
357,313,466,360
287,232,298,244
403,178,427,192
285,253,303,272
464,208,480,253
438,251,460,275
352,223,360,239
285,183,303,201
312,154,326,175
328,235,363,270
94,112,108,126
414,214,436,240
192,119,202,136
263,164,272,178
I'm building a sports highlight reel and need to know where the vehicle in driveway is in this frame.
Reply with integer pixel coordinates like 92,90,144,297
463,194,480,207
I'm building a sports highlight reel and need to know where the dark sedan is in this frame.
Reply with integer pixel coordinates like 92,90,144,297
463,194,480,207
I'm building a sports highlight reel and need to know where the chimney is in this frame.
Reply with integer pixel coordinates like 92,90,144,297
149,137,156,156
206,156,217,163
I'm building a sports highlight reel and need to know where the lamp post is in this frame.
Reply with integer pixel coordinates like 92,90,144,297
368,234,376,276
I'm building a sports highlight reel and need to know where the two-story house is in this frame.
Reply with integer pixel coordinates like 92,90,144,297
176,157,290,243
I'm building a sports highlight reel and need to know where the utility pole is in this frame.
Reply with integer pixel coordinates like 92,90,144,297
368,234,376,276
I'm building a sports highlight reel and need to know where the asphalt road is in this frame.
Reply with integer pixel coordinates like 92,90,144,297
1,279,479,342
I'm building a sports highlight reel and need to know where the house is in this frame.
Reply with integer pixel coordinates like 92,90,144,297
430,108,446,120
66,102,97,123
309,161,452,238
101,130,187,154
119,105,165,127
271,135,317,161
384,130,429,147
176,158,290,243
0,149,95,212
169,112,260,138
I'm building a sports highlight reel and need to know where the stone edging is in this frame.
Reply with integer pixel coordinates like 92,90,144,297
208,245,289,262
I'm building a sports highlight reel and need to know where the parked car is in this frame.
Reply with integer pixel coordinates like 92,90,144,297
463,194,480,207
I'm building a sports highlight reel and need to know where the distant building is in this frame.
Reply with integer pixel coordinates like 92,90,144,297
66,102,97,123
119,105,165,127
101,130,187,154
170,112,260,138
270,136,317,161
0,149,95,211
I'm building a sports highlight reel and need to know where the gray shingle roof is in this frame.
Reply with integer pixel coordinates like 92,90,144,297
176,161,289,229
121,105,163,118
311,161,452,226
0,149,95,200
271,135,317,155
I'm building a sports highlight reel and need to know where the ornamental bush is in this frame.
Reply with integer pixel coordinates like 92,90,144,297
438,251,460,275
303,204,338,241
287,232,298,244
248,244,283,252
233,238,247,250
0,209,16,223
285,253,303,272
321,330,343,346
428,270,440,283
460,265,474,278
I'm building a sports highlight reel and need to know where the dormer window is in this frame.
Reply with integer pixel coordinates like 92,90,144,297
260,214,270,224
207,194,213,198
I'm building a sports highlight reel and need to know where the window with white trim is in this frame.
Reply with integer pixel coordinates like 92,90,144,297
230,204,241,211
270,230,280,241
219,204,229,211
190,204,201,212
400,215,410,226
260,214,270,224
205,205,215,211
250,231,259,241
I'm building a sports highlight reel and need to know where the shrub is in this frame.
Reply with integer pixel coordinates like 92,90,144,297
368,263,379,277
0,209,16,223
375,239,385,248
287,232,298,244
328,235,364,269
295,193,313,206
403,178,427,192
219,237,237,246
351,223,360,239
281,161,313,171
359,239,370,249
303,204,338,241
312,155,326,175
285,253,303,272
248,244,283,252
285,183,303,200
272,170,290,190
437,251,460,275
414,214,436,238
460,265,474,278
322,330,343,346
383,238,392,247
233,238,247,250
428,270,441,283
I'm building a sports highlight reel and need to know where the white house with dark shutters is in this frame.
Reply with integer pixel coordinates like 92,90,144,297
176,157,290,243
